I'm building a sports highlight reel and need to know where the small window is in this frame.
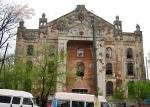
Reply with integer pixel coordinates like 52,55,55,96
12,97,21,104
106,81,113,95
106,63,112,75
77,48,84,57
0,96,11,103
127,63,134,75
27,45,34,55
72,89,88,94
23,98,32,105
127,48,133,59
76,62,85,77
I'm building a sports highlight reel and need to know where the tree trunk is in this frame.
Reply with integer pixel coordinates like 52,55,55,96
40,97,47,107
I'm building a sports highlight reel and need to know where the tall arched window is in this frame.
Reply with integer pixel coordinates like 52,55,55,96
127,48,133,59
127,63,134,75
106,63,112,75
106,81,113,95
105,47,112,59
27,45,34,55
76,62,85,77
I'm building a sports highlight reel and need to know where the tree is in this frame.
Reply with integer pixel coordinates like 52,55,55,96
112,87,126,107
113,88,125,101
0,54,15,88
31,45,66,107
0,0,34,72
128,81,150,106
0,54,31,90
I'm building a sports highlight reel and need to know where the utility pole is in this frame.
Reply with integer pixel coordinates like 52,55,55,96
91,16,98,107
145,57,149,79
0,43,9,73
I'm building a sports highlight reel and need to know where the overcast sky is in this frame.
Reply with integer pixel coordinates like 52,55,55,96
6,0,150,77
10,0,149,55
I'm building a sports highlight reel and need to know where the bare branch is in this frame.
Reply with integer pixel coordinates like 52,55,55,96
0,1,34,61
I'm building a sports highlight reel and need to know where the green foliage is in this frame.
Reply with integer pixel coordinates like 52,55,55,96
31,44,65,107
128,81,150,102
113,88,125,101
0,44,65,107
23,78,32,92
76,69,84,77
0,55,33,92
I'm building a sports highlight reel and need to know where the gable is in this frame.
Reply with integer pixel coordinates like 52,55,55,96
48,5,114,34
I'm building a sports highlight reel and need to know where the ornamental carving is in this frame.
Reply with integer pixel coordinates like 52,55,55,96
78,12,84,22
51,17,72,31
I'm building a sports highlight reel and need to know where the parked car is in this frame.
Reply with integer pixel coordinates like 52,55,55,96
0,89,39,107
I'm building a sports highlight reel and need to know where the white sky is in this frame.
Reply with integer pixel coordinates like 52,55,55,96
6,0,150,78
10,0,150,55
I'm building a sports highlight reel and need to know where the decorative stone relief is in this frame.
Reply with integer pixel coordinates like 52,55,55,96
78,12,85,22
51,16,73,32
67,24,92,37
57,40,68,92
96,41,105,72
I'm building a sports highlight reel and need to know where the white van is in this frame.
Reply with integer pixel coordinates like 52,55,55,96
0,89,38,107
52,92,110,107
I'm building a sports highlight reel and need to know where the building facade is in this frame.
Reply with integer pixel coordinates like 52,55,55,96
16,5,146,98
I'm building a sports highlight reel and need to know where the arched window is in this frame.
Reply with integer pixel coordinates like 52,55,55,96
106,81,113,95
127,63,134,75
127,48,133,59
27,45,34,55
105,47,112,59
26,60,32,71
106,63,112,75
76,62,85,77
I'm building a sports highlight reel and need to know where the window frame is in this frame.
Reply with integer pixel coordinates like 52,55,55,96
127,63,134,75
106,81,113,96
106,63,113,75
77,48,84,58
12,97,21,104
0,95,11,104
127,48,133,59
22,98,33,105
76,62,85,77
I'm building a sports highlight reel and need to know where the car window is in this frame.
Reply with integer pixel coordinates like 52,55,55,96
23,98,33,105
12,97,21,104
0,95,11,103
57,100,70,107
72,101,84,107
101,102,110,107
86,102,94,107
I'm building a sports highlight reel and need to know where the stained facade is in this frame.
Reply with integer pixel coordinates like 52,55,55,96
16,5,146,98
